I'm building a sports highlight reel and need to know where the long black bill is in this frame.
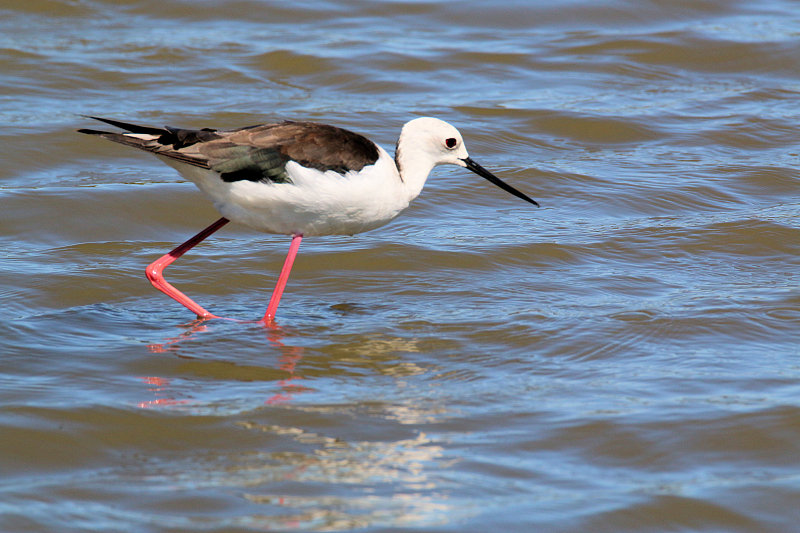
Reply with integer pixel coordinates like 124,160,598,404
462,157,539,207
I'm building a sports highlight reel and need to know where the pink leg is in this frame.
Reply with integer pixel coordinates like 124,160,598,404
262,234,303,324
145,217,230,319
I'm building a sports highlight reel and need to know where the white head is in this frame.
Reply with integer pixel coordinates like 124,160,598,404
395,117,539,206
396,117,470,170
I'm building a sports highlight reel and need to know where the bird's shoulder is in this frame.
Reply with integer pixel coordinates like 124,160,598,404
223,121,381,172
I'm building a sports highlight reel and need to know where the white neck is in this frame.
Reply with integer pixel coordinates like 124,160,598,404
394,123,444,202
397,153,433,202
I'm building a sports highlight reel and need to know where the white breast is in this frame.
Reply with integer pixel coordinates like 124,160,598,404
161,147,410,236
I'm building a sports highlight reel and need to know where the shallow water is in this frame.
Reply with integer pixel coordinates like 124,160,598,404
1,0,799,531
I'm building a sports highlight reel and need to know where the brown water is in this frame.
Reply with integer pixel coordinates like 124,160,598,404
1,0,799,531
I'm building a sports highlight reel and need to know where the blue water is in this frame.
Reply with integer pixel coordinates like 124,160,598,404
1,1,799,531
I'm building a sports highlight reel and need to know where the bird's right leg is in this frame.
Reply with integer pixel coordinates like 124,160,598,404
261,233,303,324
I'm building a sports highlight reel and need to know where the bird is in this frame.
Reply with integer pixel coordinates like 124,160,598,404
78,116,539,323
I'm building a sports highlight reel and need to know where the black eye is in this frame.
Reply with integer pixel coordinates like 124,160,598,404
445,137,457,149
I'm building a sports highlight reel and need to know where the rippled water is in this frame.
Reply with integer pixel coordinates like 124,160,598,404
2,0,799,531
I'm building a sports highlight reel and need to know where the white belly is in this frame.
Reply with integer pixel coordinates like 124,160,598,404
159,148,410,236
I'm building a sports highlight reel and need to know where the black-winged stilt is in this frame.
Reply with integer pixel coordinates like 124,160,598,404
79,116,539,323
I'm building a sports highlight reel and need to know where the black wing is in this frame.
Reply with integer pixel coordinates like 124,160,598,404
79,117,381,184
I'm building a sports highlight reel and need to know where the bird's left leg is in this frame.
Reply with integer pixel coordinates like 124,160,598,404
145,217,230,319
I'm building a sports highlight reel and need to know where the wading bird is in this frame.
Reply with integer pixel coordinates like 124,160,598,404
79,116,538,323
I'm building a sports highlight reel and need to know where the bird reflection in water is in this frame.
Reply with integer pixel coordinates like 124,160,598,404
138,320,306,408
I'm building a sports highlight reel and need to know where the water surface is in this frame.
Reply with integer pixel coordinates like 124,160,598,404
1,0,799,531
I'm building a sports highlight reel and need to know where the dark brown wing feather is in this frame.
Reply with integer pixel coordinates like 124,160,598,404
78,118,381,184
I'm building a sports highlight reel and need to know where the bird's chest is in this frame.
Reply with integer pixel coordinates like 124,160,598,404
220,165,410,236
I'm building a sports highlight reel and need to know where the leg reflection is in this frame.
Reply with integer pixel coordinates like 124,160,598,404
140,323,308,408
